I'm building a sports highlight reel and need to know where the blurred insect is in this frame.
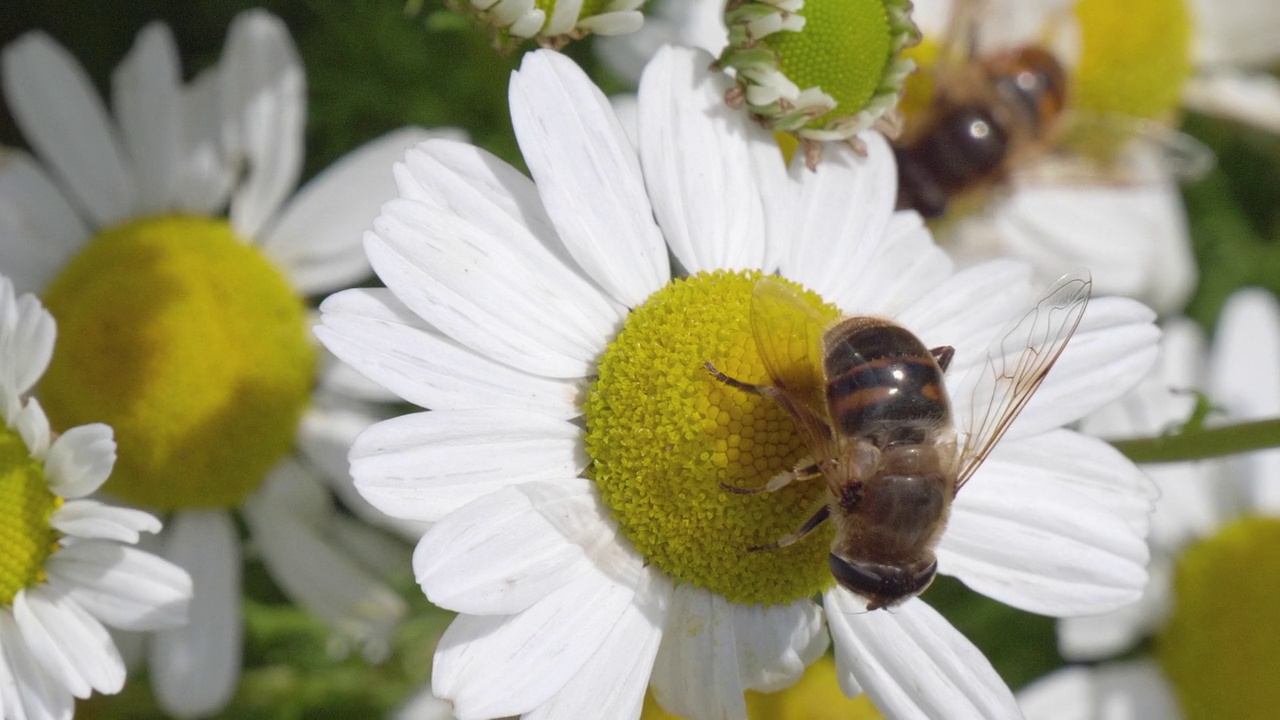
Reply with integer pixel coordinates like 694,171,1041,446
705,272,1090,610
892,0,1212,219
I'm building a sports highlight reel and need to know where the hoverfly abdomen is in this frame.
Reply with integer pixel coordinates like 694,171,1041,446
823,321,952,440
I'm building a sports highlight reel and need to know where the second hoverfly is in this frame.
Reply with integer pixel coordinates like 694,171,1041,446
706,272,1090,610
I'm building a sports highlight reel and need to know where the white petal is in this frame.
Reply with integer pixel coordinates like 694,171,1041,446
1,32,137,226
14,588,124,696
243,463,405,654
1191,0,1280,67
151,511,241,718
940,431,1151,616
524,567,670,720
111,22,183,215
1056,554,1172,661
351,409,587,523
0,611,75,720
416,478,628,614
1184,70,1280,134
432,563,644,719
831,209,953,318
262,127,442,295
43,424,115,498
49,499,160,543
0,283,56,397
368,199,616,379
219,9,305,239
781,138,898,304
826,592,1020,720
0,153,91,295
650,585,748,720
317,288,582,418
731,599,828,693
509,50,669,307
44,542,191,631
393,139,625,326
317,349,401,404
394,685,457,720
637,46,767,273
13,397,51,459
1018,661,1180,720
175,66,237,214
1012,297,1160,439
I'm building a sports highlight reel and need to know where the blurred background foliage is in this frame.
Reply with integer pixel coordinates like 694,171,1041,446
1,0,1278,717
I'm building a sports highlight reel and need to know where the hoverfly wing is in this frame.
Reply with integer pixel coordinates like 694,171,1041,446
1035,112,1216,186
750,277,839,455
952,271,1091,493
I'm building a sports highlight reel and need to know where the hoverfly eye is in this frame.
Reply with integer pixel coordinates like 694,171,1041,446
828,554,885,597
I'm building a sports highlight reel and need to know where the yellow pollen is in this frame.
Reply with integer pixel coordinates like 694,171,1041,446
0,426,60,605
1072,0,1192,121
1157,515,1280,719
586,270,840,605
39,216,316,511
771,0,894,127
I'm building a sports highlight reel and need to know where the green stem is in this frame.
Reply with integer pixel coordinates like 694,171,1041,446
1110,419,1280,464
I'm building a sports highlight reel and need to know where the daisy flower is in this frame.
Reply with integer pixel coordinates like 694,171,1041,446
0,11,439,716
320,45,1160,720
444,0,645,51
1022,288,1280,720
0,274,192,719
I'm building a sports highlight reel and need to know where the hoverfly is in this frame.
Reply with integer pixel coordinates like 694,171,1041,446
706,272,1090,610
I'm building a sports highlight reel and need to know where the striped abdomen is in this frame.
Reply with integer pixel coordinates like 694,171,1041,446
822,319,951,443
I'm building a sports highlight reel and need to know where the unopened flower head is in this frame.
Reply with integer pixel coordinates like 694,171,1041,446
444,0,646,51
321,45,1161,719
718,0,919,166
0,274,192,720
0,11,432,716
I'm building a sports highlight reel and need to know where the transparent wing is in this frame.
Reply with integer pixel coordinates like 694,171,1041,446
936,0,988,71
1033,112,1217,186
750,277,839,459
953,271,1091,492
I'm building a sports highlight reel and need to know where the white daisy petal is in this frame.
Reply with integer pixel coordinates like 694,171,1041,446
44,542,191,631
732,599,829,693
826,592,1020,720
15,588,124,696
49,499,161,542
243,463,406,654
650,585,749,720
432,561,644,720
1056,554,1173,661
110,22,183,215
416,479,624,614
317,349,401,404
1,32,136,226
317,288,582,418
3,286,56,398
151,510,241,718
176,66,237,214
13,397,51,459
366,201,613,378
782,138,898,303
940,432,1151,615
219,9,305,239
261,127,442,295
43,423,116,498
1184,70,1280,134
524,567,670,720
0,611,74,720
394,139,625,325
352,409,587,524
833,209,954,317
509,49,669,307
0,153,91,295
1018,660,1181,720
638,46,768,273
1014,297,1161,439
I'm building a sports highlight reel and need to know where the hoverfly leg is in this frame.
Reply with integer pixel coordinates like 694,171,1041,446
720,457,821,495
930,345,955,372
748,505,832,552
704,361,764,394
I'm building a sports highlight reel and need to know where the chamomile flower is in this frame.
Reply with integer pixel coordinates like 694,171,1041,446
320,46,1160,720
0,11,437,717
445,0,645,51
1026,289,1280,720
0,275,192,720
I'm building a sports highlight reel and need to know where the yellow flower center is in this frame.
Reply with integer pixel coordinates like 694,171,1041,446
39,216,316,511
0,425,60,605
642,656,883,719
1157,516,1280,719
1072,0,1193,121
586,270,839,605
770,0,895,127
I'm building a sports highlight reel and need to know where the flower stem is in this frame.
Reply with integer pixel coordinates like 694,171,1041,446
1110,418,1280,464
